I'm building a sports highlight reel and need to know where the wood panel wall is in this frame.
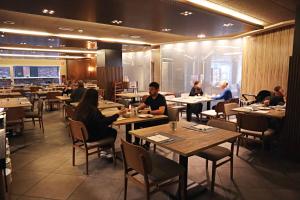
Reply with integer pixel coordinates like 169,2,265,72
66,58,97,81
241,26,294,95
97,66,123,100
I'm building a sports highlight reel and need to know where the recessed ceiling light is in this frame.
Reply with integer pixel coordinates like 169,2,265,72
180,11,193,16
48,10,55,15
3,21,15,25
48,38,55,41
162,28,172,32
19,42,27,45
197,34,206,38
223,23,234,27
49,45,53,48
111,20,123,25
42,9,55,15
186,0,264,26
58,27,74,31
0,34,4,38
78,29,83,33
130,35,141,39
42,9,48,13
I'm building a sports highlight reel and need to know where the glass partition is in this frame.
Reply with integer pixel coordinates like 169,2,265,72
123,51,151,91
160,39,243,97
0,67,10,78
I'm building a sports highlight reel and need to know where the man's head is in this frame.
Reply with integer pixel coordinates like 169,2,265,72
274,86,285,96
148,82,160,96
194,81,201,88
220,81,228,90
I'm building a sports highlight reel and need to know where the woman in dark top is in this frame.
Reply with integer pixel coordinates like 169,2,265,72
74,89,125,142
189,81,204,119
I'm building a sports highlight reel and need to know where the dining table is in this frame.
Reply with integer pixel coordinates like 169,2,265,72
71,100,124,110
0,97,32,108
166,96,214,121
232,105,286,119
0,92,22,98
129,122,241,199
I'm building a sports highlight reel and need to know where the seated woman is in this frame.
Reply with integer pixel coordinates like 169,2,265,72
213,81,232,101
74,89,126,142
189,81,204,119
264,86,285,106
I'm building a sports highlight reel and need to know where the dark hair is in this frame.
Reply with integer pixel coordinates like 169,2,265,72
75,89,98,121
274,86,281,92
78,81,84,88
149,82,159,89
194,81,200,86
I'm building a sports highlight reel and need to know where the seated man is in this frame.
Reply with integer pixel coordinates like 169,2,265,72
134,82,169,149
213,81,232,101
70,81,86,102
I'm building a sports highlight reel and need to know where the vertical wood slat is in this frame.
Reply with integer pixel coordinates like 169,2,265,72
97,66,123,100
282,55,300,159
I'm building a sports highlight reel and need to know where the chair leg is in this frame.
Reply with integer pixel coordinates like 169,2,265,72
97,147,100,158
40,118,44,133
72,147,75,166
85,151,89,175
124,176,128,200
205,159,209,176
112,145,116,166
153,144,156,153
236,137,240,156
211,161,216,193
32,118,35,126
145,186,150,200
230,156,234,180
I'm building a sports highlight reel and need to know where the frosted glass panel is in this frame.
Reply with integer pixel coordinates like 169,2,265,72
161,39,243,97
123,51,151,91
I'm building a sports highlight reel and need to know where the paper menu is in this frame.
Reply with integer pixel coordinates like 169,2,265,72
147,134,170,142
193,124,213,131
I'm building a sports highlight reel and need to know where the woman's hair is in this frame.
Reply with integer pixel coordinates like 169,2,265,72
194,81,200,86
75,89,98,120
274,86,281,92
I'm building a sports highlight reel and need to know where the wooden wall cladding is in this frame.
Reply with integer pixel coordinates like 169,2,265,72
97,66,123,100
282,56,300,160
66,58,97,81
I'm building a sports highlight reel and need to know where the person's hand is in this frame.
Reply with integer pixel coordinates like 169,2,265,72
118,108,127,115
263,100,270,106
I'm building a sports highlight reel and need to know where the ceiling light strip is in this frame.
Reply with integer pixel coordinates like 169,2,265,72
0,28,150,45
0,53,85,59
186,0,265,26
0,46,98,54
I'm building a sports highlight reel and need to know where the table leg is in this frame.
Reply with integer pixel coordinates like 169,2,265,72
207,101,211,110
179,155,188,200
186,104,192,122
125,124,132,143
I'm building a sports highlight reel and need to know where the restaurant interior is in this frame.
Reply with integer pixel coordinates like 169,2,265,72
0,0,300,199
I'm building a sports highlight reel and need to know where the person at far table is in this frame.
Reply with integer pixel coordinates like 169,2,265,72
264,86,286,106
134,82,169,150
70,80,86,102
62,80,73,96
213,81,232,101
189,81,204,120
74,89,126,156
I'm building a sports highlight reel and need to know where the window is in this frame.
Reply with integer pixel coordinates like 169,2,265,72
160,39,243,97
123,51,151,91
13,66,60,78
0,67,10,78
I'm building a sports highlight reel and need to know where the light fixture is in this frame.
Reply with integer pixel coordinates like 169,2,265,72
180,11,193,16
186,0,265,26
48,38,55,41
77,29,83,33
223,23,234,27
0,46,98,54
58,27,74,31
162,28,172,32
42,9,55,15
130,35,141,39
111,20,123,25
3,21,15,25
0,28,150,45
0,34,4,38
19,42,27,45
197,34,206,38
0,53,85,59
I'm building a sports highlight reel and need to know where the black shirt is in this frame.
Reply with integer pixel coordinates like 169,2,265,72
189,87,204,96
270,96,285,106
70,87,86,102
144,94,168,116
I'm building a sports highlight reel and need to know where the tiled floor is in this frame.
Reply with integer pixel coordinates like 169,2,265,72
7,110,300,200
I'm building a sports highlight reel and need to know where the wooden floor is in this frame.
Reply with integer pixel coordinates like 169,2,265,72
7,110,300,200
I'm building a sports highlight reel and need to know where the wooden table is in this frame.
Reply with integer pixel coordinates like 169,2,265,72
232,107,285,119
116,91,174,99
167,96,214,121
114,114,168,142
71,100,124,110
129,122,241,199
32,90,62,97
0,92,22,98
0,98,32,108
56,96,70,101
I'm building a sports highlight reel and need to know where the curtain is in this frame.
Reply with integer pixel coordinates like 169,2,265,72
241,26,294,95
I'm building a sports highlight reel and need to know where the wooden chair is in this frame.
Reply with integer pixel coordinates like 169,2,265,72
45,91,62,111
24,99,44,133
6,108,25,134
223,103,239,123
200,102,225,120
236,113,274,155
196,119,237,193
120,139,184,200
113,81,124,102
69,120,116,175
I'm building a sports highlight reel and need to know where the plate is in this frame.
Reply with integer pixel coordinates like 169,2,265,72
138,114,154,118
257,107,271,110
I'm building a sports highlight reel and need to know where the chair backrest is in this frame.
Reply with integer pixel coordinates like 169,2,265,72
237,113,268,132
255,90,271,103
207,119,237,132
224,103,239,116
121,139,152,175
37,99,44,117
30,86,42,92
215,102,225,114
69,120,89,142
6,107,25,121
168,108,179,121
65,105,76,119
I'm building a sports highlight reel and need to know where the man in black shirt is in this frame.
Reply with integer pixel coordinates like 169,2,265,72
133,82,169,149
